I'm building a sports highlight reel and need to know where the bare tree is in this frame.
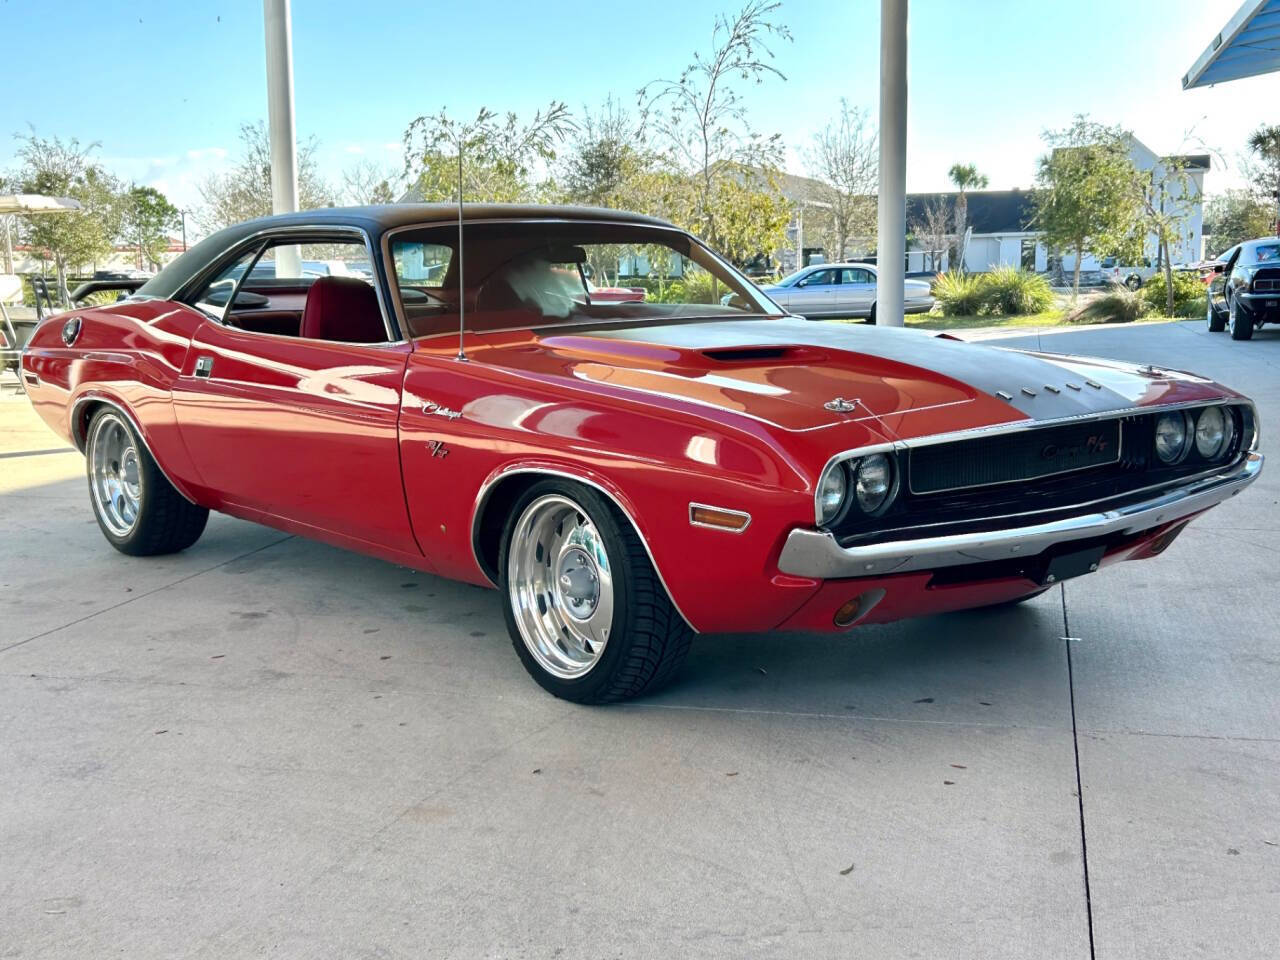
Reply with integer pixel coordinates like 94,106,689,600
638,0,791,253
804,99,877,261
341,160,399,205
910,197,953,273
196,121,333,232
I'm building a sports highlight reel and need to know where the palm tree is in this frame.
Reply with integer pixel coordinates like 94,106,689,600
948,163,989,271
1247,125,1280,232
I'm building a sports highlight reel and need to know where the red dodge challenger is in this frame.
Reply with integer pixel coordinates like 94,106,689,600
19,205,1263,701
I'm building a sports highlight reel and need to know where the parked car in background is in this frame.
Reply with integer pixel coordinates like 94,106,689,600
1099,256,1156,290
20,204,1263,702
759,262,934,322
1206,237,1280,340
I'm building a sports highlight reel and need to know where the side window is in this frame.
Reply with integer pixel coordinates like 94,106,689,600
802,269,835,287
190,247,261,320
840,268,871,284
187,234,387,342
392,241,453,288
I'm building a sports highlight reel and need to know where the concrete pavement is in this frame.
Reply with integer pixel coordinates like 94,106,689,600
1,320,1276,958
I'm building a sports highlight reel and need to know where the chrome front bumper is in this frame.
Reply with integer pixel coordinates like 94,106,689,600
777,452,1264,579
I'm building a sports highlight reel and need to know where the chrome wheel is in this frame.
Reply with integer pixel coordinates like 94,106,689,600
88,413,141,537
507,494,615,680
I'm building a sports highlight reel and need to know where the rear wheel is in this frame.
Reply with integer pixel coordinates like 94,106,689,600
499,479,692,703
1229,296,1254,341
868,302,877,325
86,408,208,555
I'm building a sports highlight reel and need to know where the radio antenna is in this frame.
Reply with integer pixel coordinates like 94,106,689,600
455,140,467,362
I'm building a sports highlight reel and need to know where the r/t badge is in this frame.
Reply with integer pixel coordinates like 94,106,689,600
427,440,449,459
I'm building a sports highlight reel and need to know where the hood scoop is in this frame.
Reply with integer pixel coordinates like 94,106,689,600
701,345,813,364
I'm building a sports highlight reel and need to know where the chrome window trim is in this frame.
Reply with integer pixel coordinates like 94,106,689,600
811,399,1258,525
68,394,198,505
688,502,753,533
470,464,698,633
379,217,785,343
178,223,403,345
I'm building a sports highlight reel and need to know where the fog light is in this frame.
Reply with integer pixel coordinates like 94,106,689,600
833,588,886,627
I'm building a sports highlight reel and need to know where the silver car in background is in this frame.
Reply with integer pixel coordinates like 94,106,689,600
759,262,934,323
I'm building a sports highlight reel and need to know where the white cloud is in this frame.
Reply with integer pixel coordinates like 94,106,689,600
343,144,365,155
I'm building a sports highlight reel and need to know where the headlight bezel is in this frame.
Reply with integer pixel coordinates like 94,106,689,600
816,462,851,527
1154,410,1192,465
1193,405,1234,461
853,453,897,516
815,450,899,527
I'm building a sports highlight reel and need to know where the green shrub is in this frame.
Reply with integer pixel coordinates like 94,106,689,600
980,266,1055,315
1066,289,1148,324
933,271,985,316
1140,271,1205,317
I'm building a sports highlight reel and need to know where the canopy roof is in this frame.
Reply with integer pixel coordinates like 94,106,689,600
0,194,81,215
1183,0,1280,88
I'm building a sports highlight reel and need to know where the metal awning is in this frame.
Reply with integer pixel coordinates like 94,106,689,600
1183,0,1280,88
0,194,81,215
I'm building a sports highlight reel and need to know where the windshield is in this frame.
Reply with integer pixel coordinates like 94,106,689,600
389,220,782,338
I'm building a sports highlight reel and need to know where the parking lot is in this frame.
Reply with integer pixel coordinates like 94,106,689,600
1,320,1277,959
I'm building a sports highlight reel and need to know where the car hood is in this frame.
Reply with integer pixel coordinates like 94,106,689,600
487,318,1230,439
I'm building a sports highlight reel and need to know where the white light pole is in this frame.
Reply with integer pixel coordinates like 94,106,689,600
877,0,907,327
263,0,300,276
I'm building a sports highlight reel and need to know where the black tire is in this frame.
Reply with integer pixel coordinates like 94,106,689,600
1125,274,1142,290
85,407,209,556
498,479,692,703
1207,295,1226,332
868,302,877,325
1229,295,1254,341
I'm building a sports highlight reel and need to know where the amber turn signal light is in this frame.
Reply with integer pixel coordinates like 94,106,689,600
833,588,887,628
688,503,751,532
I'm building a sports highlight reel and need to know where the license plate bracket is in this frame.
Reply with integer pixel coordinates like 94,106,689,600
1041,545,1106,585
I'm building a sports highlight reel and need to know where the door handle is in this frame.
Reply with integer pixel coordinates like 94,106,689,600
194,355,214,378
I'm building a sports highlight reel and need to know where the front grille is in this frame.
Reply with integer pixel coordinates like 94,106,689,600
830,405,1252,546
908,419,1122,494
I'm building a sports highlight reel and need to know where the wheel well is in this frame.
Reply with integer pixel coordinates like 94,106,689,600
71,400,104,452
472,473,544,585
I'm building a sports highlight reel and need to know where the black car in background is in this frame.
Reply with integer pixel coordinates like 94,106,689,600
1208,238,1280,340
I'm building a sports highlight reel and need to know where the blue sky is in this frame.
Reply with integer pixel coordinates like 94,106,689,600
0,0,1268,223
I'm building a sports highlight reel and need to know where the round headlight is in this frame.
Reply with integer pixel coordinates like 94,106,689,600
1194,406,1234,460
1154,412,1190,464
854,454,894,514
817,465,849,525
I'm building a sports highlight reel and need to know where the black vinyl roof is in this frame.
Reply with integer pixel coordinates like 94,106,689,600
139,203,675,300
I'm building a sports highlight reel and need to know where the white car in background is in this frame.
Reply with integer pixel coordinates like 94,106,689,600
759,262,934,322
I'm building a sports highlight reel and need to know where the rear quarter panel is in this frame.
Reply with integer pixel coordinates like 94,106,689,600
22,299,206,500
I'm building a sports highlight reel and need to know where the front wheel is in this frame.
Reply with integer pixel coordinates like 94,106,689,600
1207,295,1226,332
499,479,692,703
86,408,209,555
1229,296,1254,341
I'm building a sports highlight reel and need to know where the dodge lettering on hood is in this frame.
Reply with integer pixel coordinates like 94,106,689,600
20,206,1263,702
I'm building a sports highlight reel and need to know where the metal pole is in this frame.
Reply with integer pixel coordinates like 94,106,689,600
264,0,300,276
877,0,907,327
456,144,467,362
180,210,187,252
